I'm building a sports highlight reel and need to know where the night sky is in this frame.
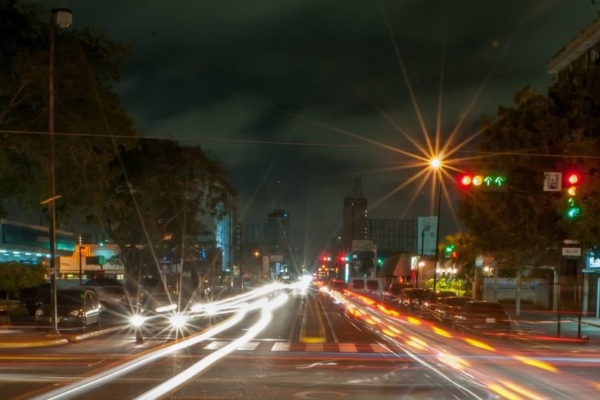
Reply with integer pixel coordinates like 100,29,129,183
47,0,598,261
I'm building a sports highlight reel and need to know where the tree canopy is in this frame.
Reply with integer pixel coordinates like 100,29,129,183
103,139,236,274
457,67,600,267
0,0,138,219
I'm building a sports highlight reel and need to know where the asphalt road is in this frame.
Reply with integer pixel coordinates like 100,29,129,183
2,287,600,399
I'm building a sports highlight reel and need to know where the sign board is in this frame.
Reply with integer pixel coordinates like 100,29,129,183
270,254,283,262
562,247,582,257
563,239,580,245
417,216,437,256
544,172,562,192
352,240,373,252
475,255,484,268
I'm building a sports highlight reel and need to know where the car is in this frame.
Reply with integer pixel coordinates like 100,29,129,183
418,291,457,316
398,288,430,309
433,296,472,325
19,283,51,316
82,285,131,311
35,288,102,331
382,282,412,305
0,299,30,319
451,301,511,334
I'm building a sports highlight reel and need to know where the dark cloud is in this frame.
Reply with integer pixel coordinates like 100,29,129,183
51,0,599,260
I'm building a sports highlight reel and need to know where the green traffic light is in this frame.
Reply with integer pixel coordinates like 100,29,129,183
566,206,580,219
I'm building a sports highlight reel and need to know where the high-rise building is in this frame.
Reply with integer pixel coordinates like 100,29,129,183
547,15,600,78
342,178,367,251
264,209,290,255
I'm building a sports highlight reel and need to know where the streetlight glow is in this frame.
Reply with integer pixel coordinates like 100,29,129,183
430,158,442,169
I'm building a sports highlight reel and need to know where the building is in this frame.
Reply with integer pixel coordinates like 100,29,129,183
342,179,368,252
264,209,290,255
0,219,75,265
367,218,417,255
547,15,600,77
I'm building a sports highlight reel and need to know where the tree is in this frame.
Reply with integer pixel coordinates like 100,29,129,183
103,139,236,278
459,68,600,263
0,262,46,300
439,232,478,292
0,0,138,221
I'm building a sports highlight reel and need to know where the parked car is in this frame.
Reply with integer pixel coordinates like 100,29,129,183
433,296,472,325
451,301,511,334
421,291,456,310
417,291,456,318
382,283,412,305
35,288,102,331
19,283,51,316
0,299,30,319
82,285,130,311
398,288,430,309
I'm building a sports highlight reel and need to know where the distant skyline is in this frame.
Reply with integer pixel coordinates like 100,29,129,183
40,0,599,259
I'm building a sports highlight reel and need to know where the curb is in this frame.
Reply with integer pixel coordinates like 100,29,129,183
0,337,68,349
68,325,129,342
0,325,129,349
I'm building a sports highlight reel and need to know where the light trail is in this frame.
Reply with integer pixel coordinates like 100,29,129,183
30,297,271,400
135,293,289,400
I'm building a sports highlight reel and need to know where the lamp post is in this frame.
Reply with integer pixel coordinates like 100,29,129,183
430,158,443,292
78,246,85,284
45,8,72,336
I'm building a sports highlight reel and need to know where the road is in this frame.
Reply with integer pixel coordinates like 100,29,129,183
1,285,599,399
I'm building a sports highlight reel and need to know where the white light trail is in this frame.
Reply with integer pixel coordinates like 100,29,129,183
31,298,268,400
135,293,289,400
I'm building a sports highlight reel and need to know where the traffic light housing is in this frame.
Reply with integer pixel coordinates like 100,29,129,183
565,172,581,220
458,173,506,191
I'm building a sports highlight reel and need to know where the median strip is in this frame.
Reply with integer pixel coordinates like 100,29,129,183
299,294,326,343
68,325,129,342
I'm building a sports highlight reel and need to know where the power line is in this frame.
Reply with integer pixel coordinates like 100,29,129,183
2,128,600,159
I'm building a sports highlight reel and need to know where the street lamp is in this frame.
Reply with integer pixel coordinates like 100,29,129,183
45,7,73,336
430,157,443,292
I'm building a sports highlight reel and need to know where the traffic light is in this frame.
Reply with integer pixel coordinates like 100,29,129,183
321,256,331,262
565,172,581,220
444,244,456,258
339,255,349,263
458,173,507,191
377,258,383,266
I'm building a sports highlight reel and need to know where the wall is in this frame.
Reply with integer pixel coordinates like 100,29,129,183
482,277,549,309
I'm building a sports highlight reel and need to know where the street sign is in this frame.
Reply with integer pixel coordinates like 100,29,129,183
544,172,562,192
563,239,580,245
562,247,582,256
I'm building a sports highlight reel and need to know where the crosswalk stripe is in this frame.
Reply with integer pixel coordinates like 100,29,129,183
338,343,358,352
305,343,323,352
371,343,393,353
237,341,260,351
203,341,228,350
271,342,291,351
198,341,395,354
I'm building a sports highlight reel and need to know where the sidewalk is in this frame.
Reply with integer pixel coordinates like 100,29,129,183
507,310,600,345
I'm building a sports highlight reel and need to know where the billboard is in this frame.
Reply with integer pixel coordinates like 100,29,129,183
417,216,437,256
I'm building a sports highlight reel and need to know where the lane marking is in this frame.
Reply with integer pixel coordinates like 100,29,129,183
338,343,358,353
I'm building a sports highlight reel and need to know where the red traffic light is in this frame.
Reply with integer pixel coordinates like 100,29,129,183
568,173,579,185
459,174,472,186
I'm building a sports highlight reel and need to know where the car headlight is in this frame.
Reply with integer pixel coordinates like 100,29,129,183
130,315,146,327
155,304,177,313
68,309,82,317
35,309,44,316
169,314,186,328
